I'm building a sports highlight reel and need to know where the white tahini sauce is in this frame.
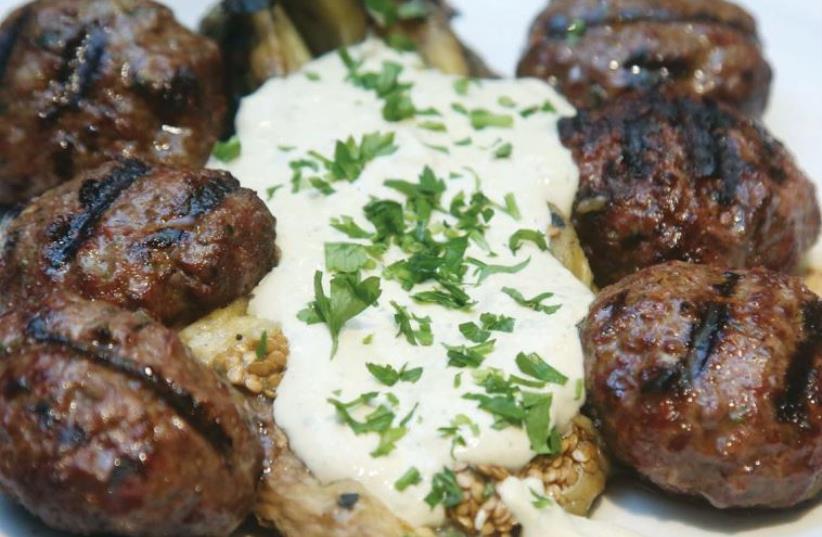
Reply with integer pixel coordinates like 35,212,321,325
497,477,642,537
213,40,594,527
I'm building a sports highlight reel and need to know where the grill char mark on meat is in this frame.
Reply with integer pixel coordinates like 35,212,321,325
44,159,150,272
181,174,239,219
0,8,29,83
776,300,821,432
24,314,234,455
39,25,108,121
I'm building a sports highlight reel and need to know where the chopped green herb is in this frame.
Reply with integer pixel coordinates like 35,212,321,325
467,257,531,284
451,102,468,115
255,330,268,360
453,78,471,96
316,131,398,183
277,144,296,152
445,339,495,368
212,136,241,162
498,95,517,108
575,378,585,401
516,352,568,385
424,142,450,154
391,301,434,346
455,137,472,146
524,392,556,454
330,215,374,239
413,280,475,310
419,120,447,132
501,193,521,220
304,71,320,81
265,184,283,200
363,334,375,345
386,33,417,51
459,322,491,343
438,414,480,456
520,100,557,118
481,313,515,332
325,242,373,273
453,372,463,388
365,199,406,241
566,18,587,45
425,468,463,509
365,362,422,387
383,91,417,121
395,467,422,491
365,0,429,26
502,287,562,315
493,142,513,159
469,109,513,130
509,229,548,253
328,393,407,457
298,271,382,358
309,177,335,195
530,488,553,509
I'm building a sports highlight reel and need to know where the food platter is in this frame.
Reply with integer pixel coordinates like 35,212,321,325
0,1,819,537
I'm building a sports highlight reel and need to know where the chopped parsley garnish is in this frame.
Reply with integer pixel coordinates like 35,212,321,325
365,199,406,241
566,18,587,45
363,334,375,345
425,468,464,509
502,287,561,315
297,271,382,358
467,256,530,284
365,0,429,27
327,392,409,457
459,311,516,343
424,142,450,154
367,362,423,386
255,330,268,360
386,33,417,51
455,137,472,146
531,488,553,509
493,142,513,159
516,352,569,385
469,109,514,130
391,301,434,346
313,131,398,184
395,467,422,491
459,322,490,343
325,242,374,273
498,95,517,108
445,339,495,368
413,281,475,310
212,136,241,162
509,229,548,253
501,193,521,220
575,378,585,401
520,100,557,118
419,120,447,132
277,144,296,152
330,215,374,239
453,78,475,96
305,71,320,81
265,184,283,200
438,414,479,456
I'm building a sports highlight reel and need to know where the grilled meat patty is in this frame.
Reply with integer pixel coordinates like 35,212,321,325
0,0,225,206
559,92,820,287
0,291,263,536
582,262,821,508
0,158,278,326
518,0,772,115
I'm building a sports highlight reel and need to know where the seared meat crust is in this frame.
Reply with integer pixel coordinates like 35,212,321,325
582,262,821,508
559,93,820,287
1,159,278,326
0,291,263,536
0,0,225,205
518,0,772,115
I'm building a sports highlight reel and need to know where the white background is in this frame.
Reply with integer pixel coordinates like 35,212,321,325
0,1,819,536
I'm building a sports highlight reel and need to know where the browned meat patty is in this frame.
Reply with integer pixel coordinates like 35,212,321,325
0,158,278,326
0,291,263,536
0,0,226,206
559,92,820,287
518,0,772,116
582,262,821,508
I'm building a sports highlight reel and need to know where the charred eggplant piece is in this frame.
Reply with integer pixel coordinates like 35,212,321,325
280,0,368,55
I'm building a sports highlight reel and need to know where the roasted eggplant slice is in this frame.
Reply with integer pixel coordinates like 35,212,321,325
280,0,368,55
200,0,494,134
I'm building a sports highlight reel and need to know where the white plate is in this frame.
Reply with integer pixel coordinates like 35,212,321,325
0,1,818,536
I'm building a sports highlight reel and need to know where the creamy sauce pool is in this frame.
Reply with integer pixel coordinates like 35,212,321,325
214,40,593,528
